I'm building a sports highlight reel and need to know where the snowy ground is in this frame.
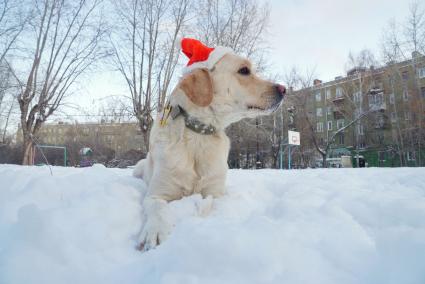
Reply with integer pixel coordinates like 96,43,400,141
0,165,424,284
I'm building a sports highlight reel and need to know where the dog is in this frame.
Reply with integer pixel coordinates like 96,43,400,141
133,38,285,251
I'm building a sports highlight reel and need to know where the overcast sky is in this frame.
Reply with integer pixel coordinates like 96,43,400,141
269,0,410,82
68,0,412,119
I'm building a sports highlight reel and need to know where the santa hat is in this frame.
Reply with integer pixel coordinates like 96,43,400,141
179,38,234,74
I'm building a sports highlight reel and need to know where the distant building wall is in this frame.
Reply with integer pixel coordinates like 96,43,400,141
16,121,146,158
291,54,425,167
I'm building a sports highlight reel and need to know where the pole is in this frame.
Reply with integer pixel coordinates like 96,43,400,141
279,144,283,169
64,147,67,167
32,145,35,165
356,147,359,168
288,145,291,170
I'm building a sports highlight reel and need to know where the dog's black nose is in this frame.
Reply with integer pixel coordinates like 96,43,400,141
275,84,286,98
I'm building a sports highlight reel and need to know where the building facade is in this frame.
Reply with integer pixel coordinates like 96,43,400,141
16,121,146,165
293,53,425,167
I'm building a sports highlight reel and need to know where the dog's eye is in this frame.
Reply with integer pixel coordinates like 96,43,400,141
238,67,251,76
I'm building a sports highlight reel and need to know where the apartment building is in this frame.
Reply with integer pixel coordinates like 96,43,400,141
292,53,425,167
16,121,145,158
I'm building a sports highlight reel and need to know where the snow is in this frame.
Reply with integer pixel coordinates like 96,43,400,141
0,165,425,284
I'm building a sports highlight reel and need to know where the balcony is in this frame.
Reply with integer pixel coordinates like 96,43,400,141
374,114,389,129
369,101,387,112
332,96,344,103
333,107,345,119
368,88,385,111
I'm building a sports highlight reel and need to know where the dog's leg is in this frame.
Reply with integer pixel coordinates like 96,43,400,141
201,176,226,199
137,169,182,251
133,159,146,179
138,195,172,251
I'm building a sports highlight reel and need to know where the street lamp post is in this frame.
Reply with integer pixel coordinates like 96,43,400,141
287,106,296,169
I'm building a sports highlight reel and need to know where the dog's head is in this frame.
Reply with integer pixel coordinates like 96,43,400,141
171,49,285,129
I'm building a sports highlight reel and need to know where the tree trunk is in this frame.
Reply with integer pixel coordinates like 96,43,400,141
322,152,327,168
141,128,150,153
22,136,34,165
137,111,153,153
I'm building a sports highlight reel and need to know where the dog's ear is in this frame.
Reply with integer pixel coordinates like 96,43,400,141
179,68,213,107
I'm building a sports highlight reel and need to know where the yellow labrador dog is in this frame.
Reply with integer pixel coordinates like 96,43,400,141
133,39,285,250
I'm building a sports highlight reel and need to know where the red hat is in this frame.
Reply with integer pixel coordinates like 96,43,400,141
179,38,233,74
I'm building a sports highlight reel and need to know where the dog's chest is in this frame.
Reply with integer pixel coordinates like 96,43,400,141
179,133,229,196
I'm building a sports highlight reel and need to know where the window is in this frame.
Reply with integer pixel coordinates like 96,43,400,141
337,119,345,129
316,122,323,132
336,87,343,98
327,121,333,131
378,151,386,162
357,124,364,135
375,115,385,128
338,133,345,145
403,89,409,101
418,67,425,78
389,93,395,104
369,92,384,108
316,108,323,117
391,112,397,123
402,71,409,81
407,151,416,161
353,91,362,103
421,87,425,99
378,133,385,144
315,91,322,102
326,89,331,100
327,106,332,115
405,111,411,120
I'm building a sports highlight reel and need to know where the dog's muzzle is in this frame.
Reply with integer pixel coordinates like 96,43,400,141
269,84,286,111
275,84,286,100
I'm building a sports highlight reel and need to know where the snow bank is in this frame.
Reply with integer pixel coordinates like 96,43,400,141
0,165,424,284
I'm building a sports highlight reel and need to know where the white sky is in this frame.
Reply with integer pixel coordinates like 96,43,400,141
269,0,410,82
3,0,414,133
65,0,412,119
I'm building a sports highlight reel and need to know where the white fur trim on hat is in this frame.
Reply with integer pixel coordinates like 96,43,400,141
182,46,234,75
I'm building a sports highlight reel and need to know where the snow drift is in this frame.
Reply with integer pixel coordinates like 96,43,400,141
0,164,424,284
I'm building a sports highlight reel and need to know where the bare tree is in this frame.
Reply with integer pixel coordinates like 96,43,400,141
194,0,270,69
405,1,425,55
346,49,378,70
0,61,12,117
0,0,27,63
0,95,16,144
12,0,107,165
98,96,133,123
0,0,27,110
381,0,425,166
285,59,383,168
109,0,190,150
195,0,272,167
307,106,378,168
0,62,19,146
381,1,425,61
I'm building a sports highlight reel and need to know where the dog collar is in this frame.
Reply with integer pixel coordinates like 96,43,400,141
170,105,217,135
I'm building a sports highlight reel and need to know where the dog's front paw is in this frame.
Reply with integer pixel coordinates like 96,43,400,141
137,219,171,251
